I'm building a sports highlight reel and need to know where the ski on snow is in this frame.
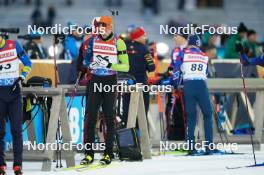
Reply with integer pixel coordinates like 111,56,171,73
226,163,264,170
76,162,119,172
54,161,120,172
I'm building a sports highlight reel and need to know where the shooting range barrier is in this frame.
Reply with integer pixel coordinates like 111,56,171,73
150,79,264,150
207,78,264,151
6,87,75,171
5,79,264,171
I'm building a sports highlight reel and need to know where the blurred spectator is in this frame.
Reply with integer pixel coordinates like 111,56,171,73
25,0,32,5
118,24,136,41
183,0,197,11
66,0,73,6
1,0,15,6
208,34,221,48
166,19,183,37
124,24,136,41
142,0,159,15
204,45,217,77
31,6,43,27
186,0,197,10
205,45,217,59
62,22,81,60
105,0,122,7
178,0,197,11
123,27,155,125
23,32,48,59
224,22,247,59
3,0,9,6
1,0,42,6
197,0,223,7
46,5,56,27
243,29,262,57
63,22,82,84
35,0,41,6
178,0,185,10
202,33,224,58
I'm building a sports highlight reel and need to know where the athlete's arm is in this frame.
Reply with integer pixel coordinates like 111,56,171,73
235,42,264,66
169,49,174,68
169,50,184,88
15,41,32,80
110,38,129,72
77,42,91,75
241,53,264,66
206,63,209,77
174,50,184,71
0,38,5,48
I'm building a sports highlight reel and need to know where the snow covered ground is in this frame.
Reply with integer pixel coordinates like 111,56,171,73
5,145,264,175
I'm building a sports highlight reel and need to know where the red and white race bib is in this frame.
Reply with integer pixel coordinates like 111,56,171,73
92,41,118,70
0,48,19,80
181,52,208,80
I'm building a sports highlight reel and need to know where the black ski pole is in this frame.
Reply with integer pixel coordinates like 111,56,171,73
55,119,63,168
58,119,63,168
56,127,59,168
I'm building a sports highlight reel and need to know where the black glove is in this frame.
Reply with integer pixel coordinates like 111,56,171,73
166,66,174,77
167,66,173,72
11,77,24,93
235,42,244,53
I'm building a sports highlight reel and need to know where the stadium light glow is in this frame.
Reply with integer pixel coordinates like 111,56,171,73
156,42,169,57
48,45,59,57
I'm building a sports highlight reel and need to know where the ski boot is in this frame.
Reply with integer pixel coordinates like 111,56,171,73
13,166,22,175
80,154,94,165
0,165,6,175
99,153,113,165
205,148,225,155
187,149,205,156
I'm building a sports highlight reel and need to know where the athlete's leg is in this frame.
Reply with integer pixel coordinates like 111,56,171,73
0,95,7,166
197,81,213,149
102,76,117,155
8,90,23,167
84,78,103,155
183,81,198,151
